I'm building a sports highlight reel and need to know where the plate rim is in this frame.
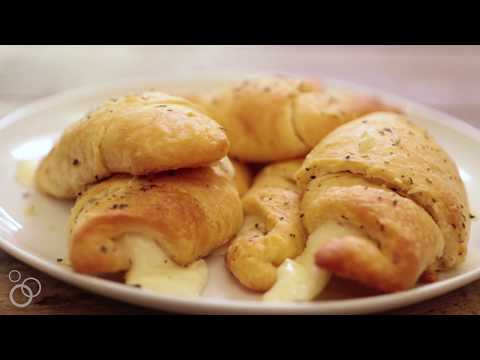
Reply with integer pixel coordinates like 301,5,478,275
1,74,480,314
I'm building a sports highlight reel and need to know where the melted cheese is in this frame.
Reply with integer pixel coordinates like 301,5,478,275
121,235,208,297
16,160,37,187
263,221,362,302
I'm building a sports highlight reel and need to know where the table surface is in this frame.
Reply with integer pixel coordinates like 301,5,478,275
1,45,479,315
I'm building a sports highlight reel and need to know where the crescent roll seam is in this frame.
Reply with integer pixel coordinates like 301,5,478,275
311,169,442,236
96,118,117,183
307,172,445,257
289,95,309,147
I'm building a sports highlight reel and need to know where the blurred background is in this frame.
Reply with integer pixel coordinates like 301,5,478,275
1,45,479,126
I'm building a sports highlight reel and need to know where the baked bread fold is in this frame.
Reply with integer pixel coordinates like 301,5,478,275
36,92,229,199
226,160,306,291
231,160,253,197
296,112,470,291
188,77,398,162
69,163,243,273
302,174,444,292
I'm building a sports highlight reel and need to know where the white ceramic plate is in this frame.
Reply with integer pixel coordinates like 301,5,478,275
1,74,479,314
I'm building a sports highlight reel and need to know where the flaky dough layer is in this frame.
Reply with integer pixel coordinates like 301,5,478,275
70,164,243,273
36,92,229,199
302,173,444,292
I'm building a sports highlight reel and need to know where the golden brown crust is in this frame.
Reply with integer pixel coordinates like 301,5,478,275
70,165,243,273
36,92,229,199
302,174,444,292
297,112,470,271
293,89,401,148
188,77,398,162
231,160,253,197
226,160,307,291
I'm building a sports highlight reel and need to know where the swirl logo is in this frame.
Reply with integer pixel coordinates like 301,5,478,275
8,270,42,308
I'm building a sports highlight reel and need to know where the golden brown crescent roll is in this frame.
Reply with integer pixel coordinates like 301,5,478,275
296,112,470,292
69,163,243,273
231,160,253,197
226,160,307,291
36,92,229,199
302,174,444,292
188,77,398,163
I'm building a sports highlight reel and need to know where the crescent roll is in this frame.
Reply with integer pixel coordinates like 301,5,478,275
188,77,399,163
36,92,229,199
226,160,307,291
296,112,470,292
69,163,243,274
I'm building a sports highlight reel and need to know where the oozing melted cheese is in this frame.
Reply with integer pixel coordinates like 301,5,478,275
121,235,208,297
263,221,362,302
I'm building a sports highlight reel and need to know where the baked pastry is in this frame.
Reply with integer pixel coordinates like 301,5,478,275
226,160,306,291
69,163,243,277
36,92,229,199
187,77,399,163
295,112,470,292
231,160,253,197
